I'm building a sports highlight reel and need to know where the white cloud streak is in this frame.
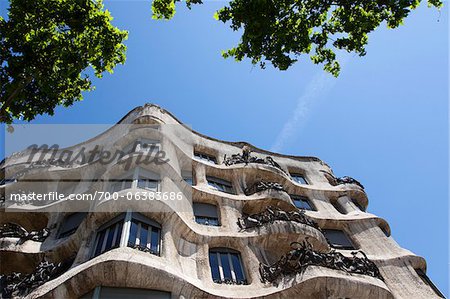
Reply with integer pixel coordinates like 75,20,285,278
271,56,350,153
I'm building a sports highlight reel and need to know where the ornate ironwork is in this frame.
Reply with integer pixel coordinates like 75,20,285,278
335,176,364,189
0,223,49,243
322,170,365,189
0,257,74,298
259,241,383,284
213,278,248,285
238,206,320,231
244,181,285,196
223,147,287,175
128,242,159,256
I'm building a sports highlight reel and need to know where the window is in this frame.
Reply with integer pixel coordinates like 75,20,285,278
207,177,234,194
80,287,171,299
137,176,158,191
290,195,315,211
194,152,217,164
92,213,161,257
322,229,355,250
0,178,16,186
291,173,308,185
209,248,247,284
127,216,161,255
125,139,160,154
193,203,220,226
415,269,445,298
110,176,133,193
110,168,159,193
182,171,194,186
93,217,124,257
58,212,87,239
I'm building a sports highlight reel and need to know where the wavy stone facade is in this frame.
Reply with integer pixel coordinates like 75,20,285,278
0,104,444,299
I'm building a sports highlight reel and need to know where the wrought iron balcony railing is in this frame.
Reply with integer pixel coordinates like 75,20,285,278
237,206,320,231
259,241,383,284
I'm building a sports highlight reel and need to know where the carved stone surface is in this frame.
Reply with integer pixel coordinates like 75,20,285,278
237,206,320,231
0,258,74,298
244,181,285,196
223,147,287,175
0,223,50,243
259,241,383,284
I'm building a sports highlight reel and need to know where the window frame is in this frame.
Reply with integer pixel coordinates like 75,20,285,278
290,173,309,185
206,176,234,194
124,138,160,155
209,248,247,285
91,212,162,258
182,170,194,186
193,202,220,226
194,152,217,164
92,214,125,257
322,229,355,250
290,195,315,211
109,168,160,193
127,214,161,255
57,212,88,239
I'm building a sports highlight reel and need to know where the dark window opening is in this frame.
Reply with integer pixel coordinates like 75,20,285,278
322,229,355,250
58,212,87,239
194,152,217,164
290,195,315,211
291,173,308,185
207,176,234,194
193,203,220,226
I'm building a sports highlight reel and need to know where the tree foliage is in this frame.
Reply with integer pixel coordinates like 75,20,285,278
0,0,128,123
153,0,442,75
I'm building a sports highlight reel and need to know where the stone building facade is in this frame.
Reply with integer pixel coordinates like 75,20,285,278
0,104,444,298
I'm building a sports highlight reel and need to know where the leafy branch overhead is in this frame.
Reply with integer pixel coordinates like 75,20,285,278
0,0,443,124
0,0,128,123
152,0,442,76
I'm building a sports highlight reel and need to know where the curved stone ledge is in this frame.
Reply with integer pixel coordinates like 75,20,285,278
27,248,393,299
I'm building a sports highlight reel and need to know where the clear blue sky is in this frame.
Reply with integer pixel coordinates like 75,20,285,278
1,1,448,295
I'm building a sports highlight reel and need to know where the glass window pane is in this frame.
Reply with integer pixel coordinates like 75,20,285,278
111,182,122,193
123,180,133,189
231,253,245,282
137,179,147,189
194,203,218,218
58,212,87,238
114,222,123,247
292,175,308,184
220,253,232,281
209,253,220,282
207,178,233,194
146,180,158,191
105,226,115,250
323,229,354,249
293,197,312,210
94,230,106,256
151,227,159,253
140,224,148,248
128,220,138,247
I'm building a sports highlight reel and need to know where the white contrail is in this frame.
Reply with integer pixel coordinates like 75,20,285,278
271,55,350,152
